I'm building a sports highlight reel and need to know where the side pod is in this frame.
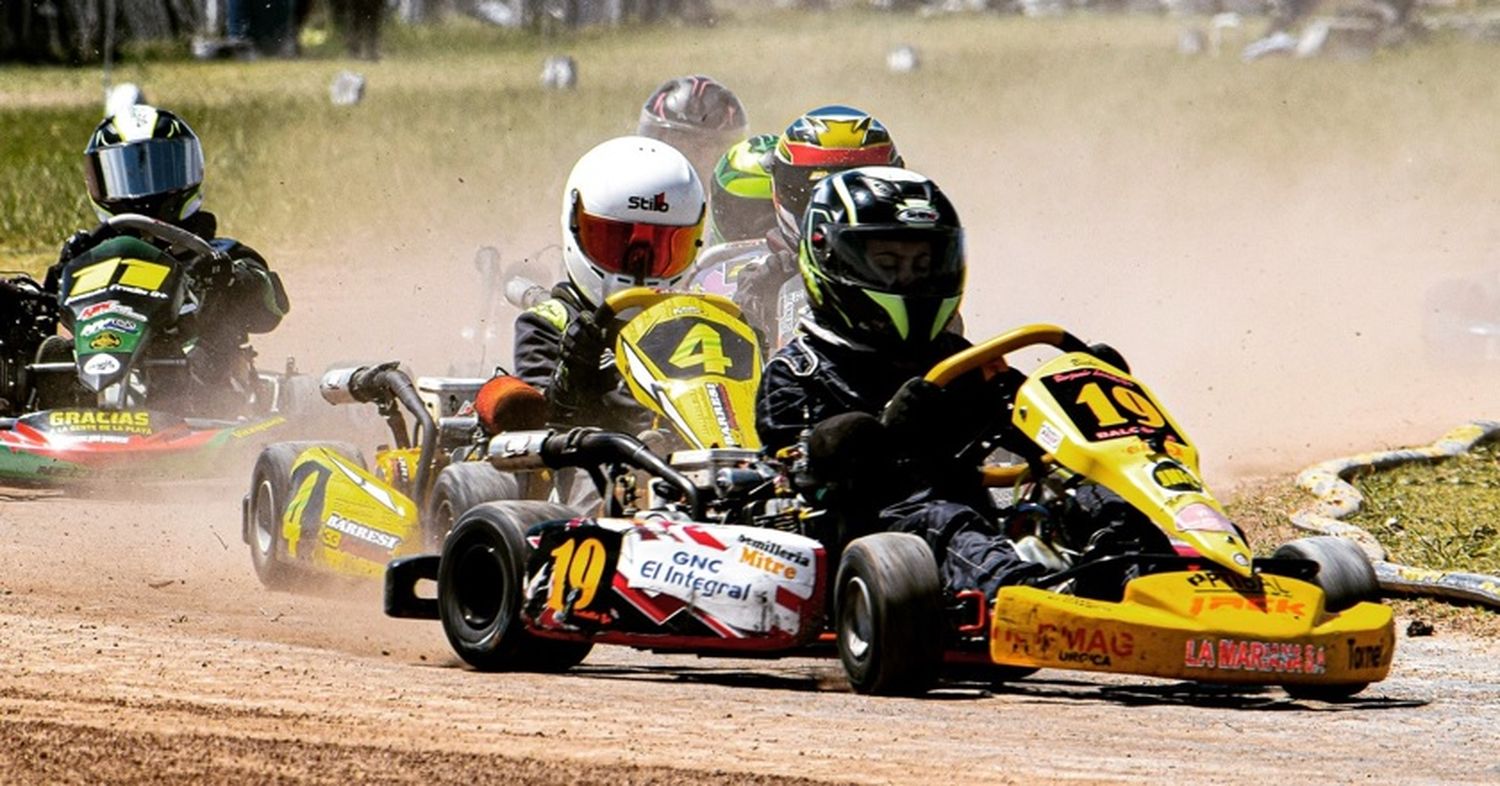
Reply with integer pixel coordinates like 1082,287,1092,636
385,555,441,619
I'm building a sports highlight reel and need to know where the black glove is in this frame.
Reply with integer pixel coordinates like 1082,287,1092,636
195,255,239,290
1088,341,1129,373
558,311,608,376
880,377,948,442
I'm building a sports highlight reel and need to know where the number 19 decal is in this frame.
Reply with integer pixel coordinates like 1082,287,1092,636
1074,381,1166,429
546,537,608,612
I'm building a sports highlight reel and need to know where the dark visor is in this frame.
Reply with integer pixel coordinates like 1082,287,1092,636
821,225,964,296
84,139,204,201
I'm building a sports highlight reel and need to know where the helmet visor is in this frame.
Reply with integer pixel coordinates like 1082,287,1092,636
770,160,834,230
573,199,704,282
821,226,965,297
84,138,204,202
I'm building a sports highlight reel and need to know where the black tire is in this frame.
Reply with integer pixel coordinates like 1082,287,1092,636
247,440,365,591
835,532,944,696
424,462,523,550
438,500,592,672
1273,536,1380,613
1283,681,1370,701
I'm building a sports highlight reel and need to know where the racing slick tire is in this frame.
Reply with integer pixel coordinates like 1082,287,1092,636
247,441,366,591
425,462,523,551
835,532,944,696
438,500,593,672
1273,536,1380,613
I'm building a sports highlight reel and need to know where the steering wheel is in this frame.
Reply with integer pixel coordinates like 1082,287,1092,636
920,324,1090,487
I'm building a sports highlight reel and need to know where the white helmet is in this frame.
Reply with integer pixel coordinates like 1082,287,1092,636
561,135,706,308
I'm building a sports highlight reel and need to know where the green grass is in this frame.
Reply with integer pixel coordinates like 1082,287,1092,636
5,10,1500,278
1348,441,1500,576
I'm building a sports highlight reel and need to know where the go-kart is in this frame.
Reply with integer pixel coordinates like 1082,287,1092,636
915,324,1395,699
0,214,305,483
385,323,1393,701
244,286,762,589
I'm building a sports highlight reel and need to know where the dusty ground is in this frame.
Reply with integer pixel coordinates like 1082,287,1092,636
1,483,1498,784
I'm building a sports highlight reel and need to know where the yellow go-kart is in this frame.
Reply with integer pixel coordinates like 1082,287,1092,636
243,287,761,590
830,325,1394,698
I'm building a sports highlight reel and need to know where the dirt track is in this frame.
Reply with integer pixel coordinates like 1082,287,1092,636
2,484,1498,785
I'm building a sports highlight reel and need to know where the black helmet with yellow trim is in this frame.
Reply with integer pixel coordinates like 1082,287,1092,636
83,105,205,223
798,166,963,350
772,105,902,241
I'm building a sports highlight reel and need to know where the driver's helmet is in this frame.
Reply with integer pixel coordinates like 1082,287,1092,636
561,136,707,309
772,105,902,243
798,167,964,350
637,75,749,187
708,133,777,245
84,105,204,223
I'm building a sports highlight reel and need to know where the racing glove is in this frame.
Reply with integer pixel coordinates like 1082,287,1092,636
880,377,948,444
548,312,611,423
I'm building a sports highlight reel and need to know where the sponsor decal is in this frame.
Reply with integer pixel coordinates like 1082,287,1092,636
1152,460,1201,492
82,353,122,375
1188,595,1306,617
1036,421,1064,453
80,317,140,337
637,549,750,600
77,300,122,320
1346,638,1387,669
895,205,941,224
88,331,123,350
1183,638,1327,675
737,533,811,568
1186,570,1290,596
1032,623,1134,658
1058,650,1114,667
1175,503,1237,534
231,416,286,439
626,192,670,213
323,512,402,551
48,410,151,435
705,382,741,446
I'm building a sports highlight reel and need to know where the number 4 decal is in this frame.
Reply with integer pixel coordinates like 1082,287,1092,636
669,323,732,375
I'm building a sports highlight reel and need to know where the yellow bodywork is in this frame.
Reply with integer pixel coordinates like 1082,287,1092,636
282,447,422,579
991,570,1395,686
612,291,762,450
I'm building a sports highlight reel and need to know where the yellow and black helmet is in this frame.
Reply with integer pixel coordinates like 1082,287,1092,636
771,105,902,241
799,167,964,350
83,105,204,223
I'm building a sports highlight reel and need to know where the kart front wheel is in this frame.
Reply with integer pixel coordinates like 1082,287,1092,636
835,532,944,696
425,462,522,550
438,501,592,672
247,441,365,591
1274,536,1380,613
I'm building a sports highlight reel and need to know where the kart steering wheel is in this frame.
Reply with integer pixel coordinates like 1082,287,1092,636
921,324,1090,487
596,286,742,328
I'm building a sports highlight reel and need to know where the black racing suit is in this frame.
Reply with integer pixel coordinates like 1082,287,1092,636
511,281,652,435
46,210,289,402
756,317,1041,598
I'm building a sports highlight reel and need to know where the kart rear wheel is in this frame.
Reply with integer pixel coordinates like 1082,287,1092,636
1273,536,1380,613
438,500,592,672
425,462,523,550
248,441,365,591
835,532,944,696
1282,681,1370,701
